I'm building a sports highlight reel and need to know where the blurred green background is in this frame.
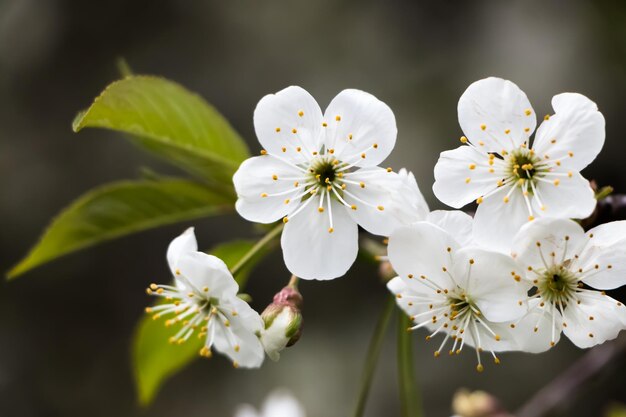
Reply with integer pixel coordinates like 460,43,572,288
1,0,626,416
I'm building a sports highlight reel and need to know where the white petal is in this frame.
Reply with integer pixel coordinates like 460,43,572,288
387,276,438,314
213,296,265,368
458,77,536,153
174,252,239,298
395,168,430,223
344,168,412,236
472,187,530,253
452,247,529,322
512,301,562,353
388,222,458,290
511,218,586,272
533,93,605,171
578,238,626,290
166,227,198,277
234,156,307,224
262,390,307,417
426,210,474,247
323,89,396,167
254,86,323,158
281,199,358,280
562,291,626,348
534,172,596,219
433,146,501,208
586,220,626,247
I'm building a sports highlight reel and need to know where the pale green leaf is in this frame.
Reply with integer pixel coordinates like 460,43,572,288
73,76,250,191
8,178,231,279
133,239,274,406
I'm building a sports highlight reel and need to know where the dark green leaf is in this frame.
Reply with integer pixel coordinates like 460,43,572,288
8,178,231,279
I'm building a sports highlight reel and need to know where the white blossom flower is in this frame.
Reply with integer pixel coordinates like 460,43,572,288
387,220,529,371
234,86,428,280
234,389,306,417
510,218,626,352
146,228,265,368
433,77,605,251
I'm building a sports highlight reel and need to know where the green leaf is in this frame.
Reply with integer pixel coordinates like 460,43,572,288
8,178,232,279
132,239,274,406
397,312,423,417
73,76,250,192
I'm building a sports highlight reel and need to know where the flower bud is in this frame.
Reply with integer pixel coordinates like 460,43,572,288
452,389,513,417
260,285,303,361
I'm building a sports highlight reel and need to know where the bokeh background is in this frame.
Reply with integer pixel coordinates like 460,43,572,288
1,0,626,416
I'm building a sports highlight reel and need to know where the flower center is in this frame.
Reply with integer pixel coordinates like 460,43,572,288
309,156,341,188
536,265,579,306
506,148,543,183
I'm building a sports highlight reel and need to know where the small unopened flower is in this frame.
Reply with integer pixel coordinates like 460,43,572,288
234,389,306,417
511,218,626,352
433,77,605,251
233,86,428,280
145,228,264,368
452,389,514,417
387,221,529,371
260,284,303,361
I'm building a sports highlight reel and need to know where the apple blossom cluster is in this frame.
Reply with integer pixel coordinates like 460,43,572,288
145,78,626,373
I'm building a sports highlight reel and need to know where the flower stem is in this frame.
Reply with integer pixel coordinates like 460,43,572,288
352,296,395,417
288,275,299,289
230,224,283,277
398,313,423,417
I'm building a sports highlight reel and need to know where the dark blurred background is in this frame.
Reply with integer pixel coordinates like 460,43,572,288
1,0,626,416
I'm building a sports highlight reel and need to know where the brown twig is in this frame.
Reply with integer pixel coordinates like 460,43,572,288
516,335,626,417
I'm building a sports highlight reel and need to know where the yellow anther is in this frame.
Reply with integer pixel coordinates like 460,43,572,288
260,149,267,155
504,129,510,134
322,122,328,127
476,364,484,372
144,307,153,313
377,205,384,211
503,196,510,203
203,286,209,292
359,182,365,188
272,174,278,180
567,171,573,177
199,346,212,357
434,351,440,358
489,168,494,173
478,141,485,146
298,110,304,117
234,344,240,352
465,177,471,184
528,215,535,221
553,179,560,186
261,193,268,198
460,136,468,144
551,138,557,144
329,148,335,154
469,259,475,265
296,147,301,152
233,361,239,368
351,205,357,210
524,127,530,133
284,199,290,204
283,217,289,223
281,147,287,152
361,153,366,159
373,143,378,149
349,134,353,140
341,184,346,190
335,115,341,121
294,181,299,187
292,128,297,134
156,288,164,294
480,124,487,130
386,167,392,172
318,207,324,213
568,151,574,157
328,227,334,233
275,127,281,132
524,109,532,116
469,163,476,170
544,114,551,120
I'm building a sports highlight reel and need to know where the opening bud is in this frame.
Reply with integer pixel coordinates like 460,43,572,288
260,284,303,361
